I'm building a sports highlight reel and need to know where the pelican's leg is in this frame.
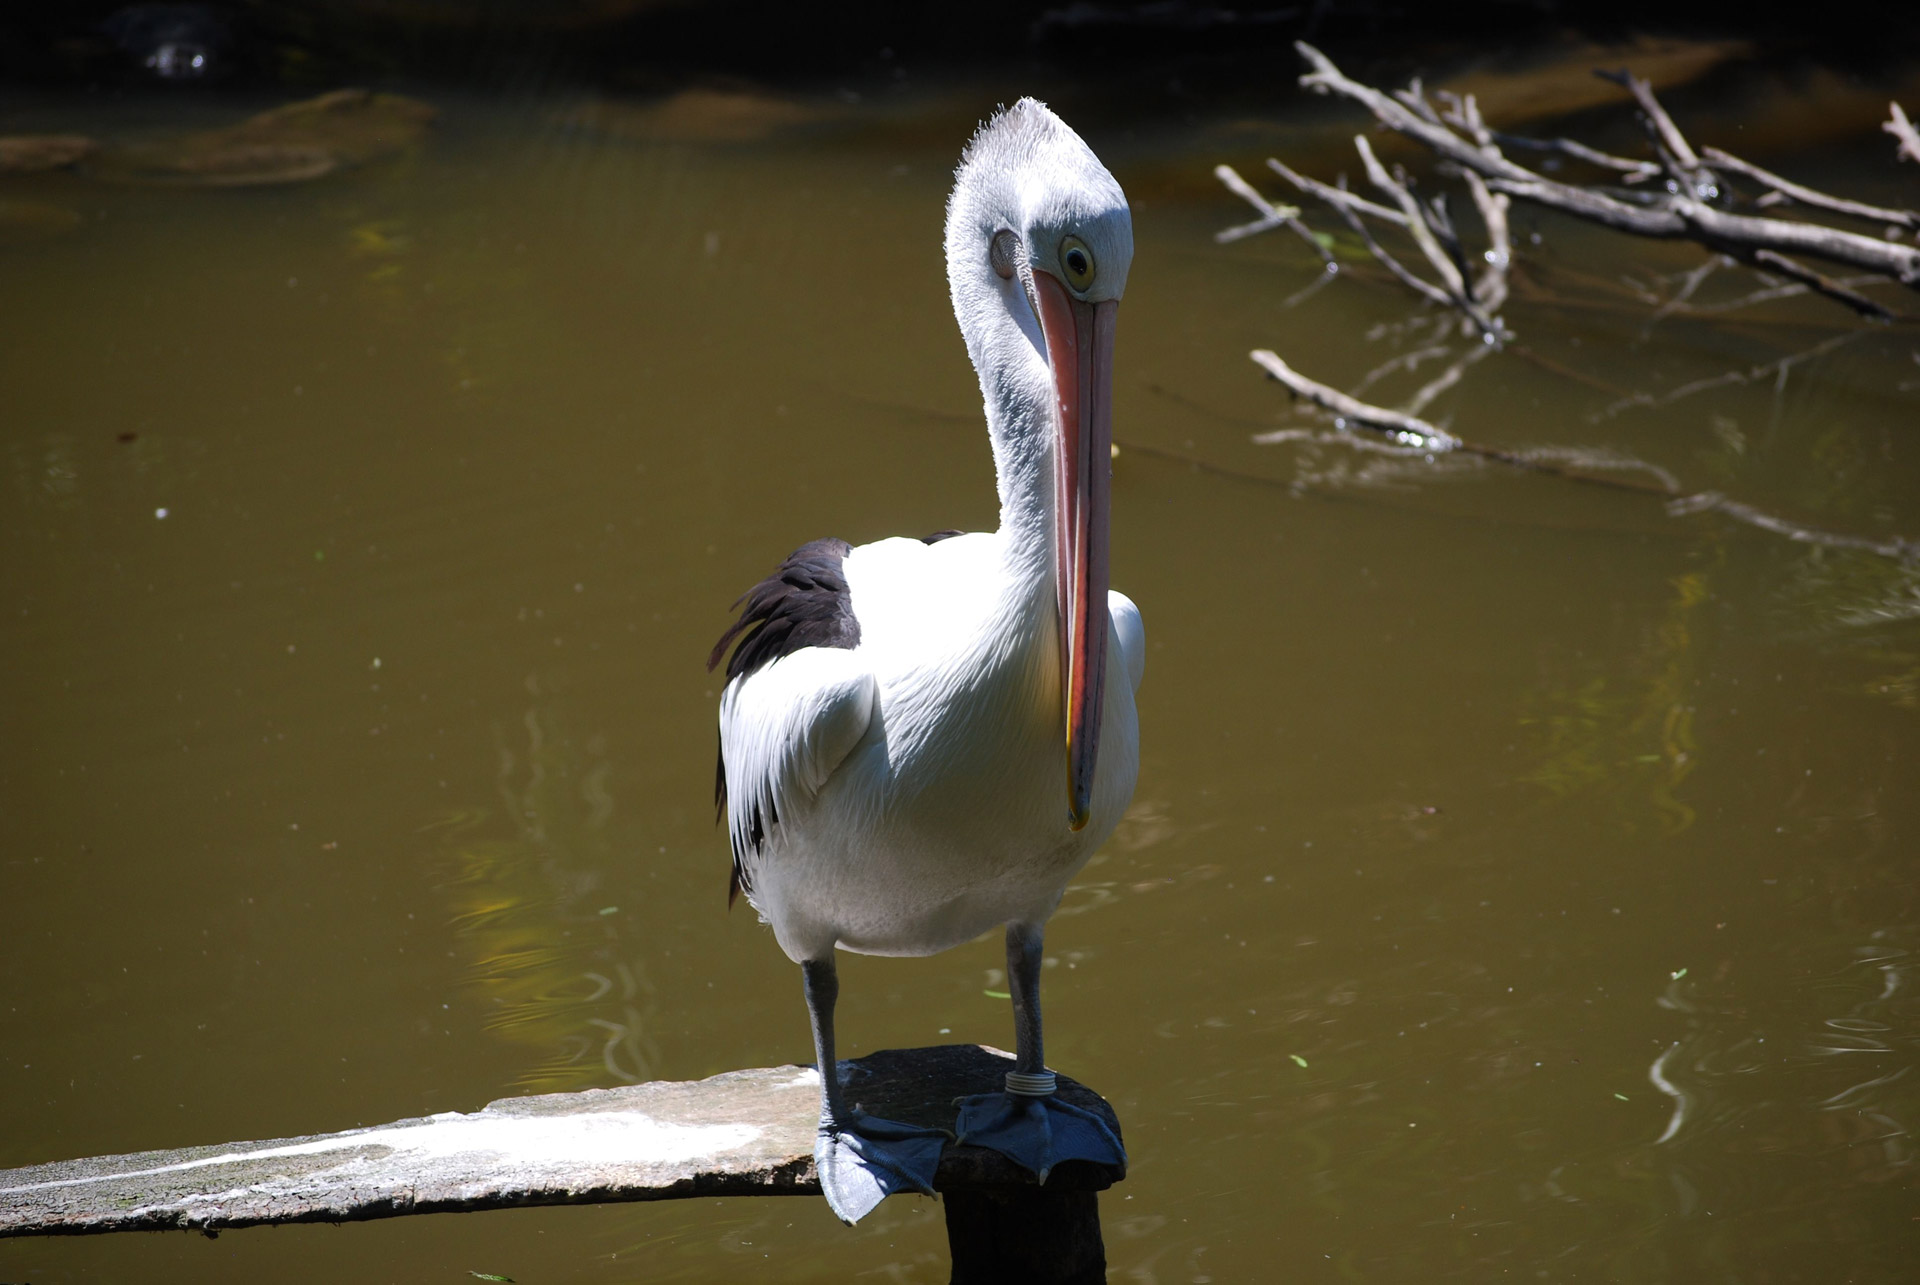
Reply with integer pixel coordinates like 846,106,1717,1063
1007,920,1048,1076
803,957,947,1225
952,923,1127,1182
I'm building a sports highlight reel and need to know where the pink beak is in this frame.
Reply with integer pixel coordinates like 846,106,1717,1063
1031,272,1118,831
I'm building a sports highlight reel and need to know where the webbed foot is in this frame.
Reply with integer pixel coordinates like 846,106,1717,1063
814,1108,948,1225
953,1086,1126,1183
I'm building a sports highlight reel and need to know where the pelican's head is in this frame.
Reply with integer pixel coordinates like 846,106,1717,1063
945,98,1133,326
945,100,1131,831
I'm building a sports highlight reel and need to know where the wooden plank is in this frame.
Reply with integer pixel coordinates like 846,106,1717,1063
0,1045,1123,1238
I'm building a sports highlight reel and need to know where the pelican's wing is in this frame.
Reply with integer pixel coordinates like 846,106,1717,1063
1109,590,1145,694
709,538,872,905
718,651,876,903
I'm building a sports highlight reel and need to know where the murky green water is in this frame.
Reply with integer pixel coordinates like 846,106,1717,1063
4,62,1917,1283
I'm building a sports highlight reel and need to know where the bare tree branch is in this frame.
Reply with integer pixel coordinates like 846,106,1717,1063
1595,67,1717,196
1699,146,1919,232
1682,272,1895,314
1294,42,1535,183
1492,131,1660,183
1212,163,1327,263
1212,56,1920,566
1324,184,1460,311
1352,136,1505,339
1462,170,1511,312
1478,177,1920,293
1888,103,1920,165
1276,42,1920,309
1248,349,1919,561
1435,90,1493,152
1250,348,1459,448
1392,76,1446,127
1727,246,1896,321
1263,155,1406,225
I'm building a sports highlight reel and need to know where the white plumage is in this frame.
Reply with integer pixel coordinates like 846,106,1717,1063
720,532,1143,961
710,96,1142,1223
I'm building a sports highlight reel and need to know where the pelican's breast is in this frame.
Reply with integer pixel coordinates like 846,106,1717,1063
841,532,1059,813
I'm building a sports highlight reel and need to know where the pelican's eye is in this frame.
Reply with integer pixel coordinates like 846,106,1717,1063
1060,235,1095,292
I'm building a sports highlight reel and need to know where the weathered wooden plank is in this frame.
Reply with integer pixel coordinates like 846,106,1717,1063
0,1045,1123,1239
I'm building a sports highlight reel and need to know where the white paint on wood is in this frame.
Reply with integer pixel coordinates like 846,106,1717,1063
1,1109,762,1197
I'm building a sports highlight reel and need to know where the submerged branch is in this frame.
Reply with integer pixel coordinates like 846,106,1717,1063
1591,331,1863,420
1247,349,1919,562
1725,247,1896,321
1668,492,1920,560
1250,349,1457,448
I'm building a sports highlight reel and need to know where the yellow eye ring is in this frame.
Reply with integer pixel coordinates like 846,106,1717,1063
1060,235,1095,291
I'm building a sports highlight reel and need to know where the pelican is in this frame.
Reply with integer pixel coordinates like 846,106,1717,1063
709,99,1142,1225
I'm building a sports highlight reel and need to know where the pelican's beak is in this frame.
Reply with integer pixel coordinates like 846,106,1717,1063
1031,272,1117,831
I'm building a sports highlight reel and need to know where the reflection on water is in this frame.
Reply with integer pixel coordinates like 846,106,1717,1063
2,52,1917,1284
433,682,659,1093
1522,560,1712,836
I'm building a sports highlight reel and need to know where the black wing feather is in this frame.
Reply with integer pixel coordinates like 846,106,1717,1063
708,537,860,906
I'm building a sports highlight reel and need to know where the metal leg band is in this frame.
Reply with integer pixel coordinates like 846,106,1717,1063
1004,1069,1058,1097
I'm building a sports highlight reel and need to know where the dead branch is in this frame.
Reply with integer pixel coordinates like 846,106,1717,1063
1212,163,1327,263
1250,349,1458,447
1888,103,1920,164
1263,155,1405,225
1219,43,1920,329
1595,67,1717,197
1661,270,1896,316
1435,90,1492,151
1591,331,1862,421
1352,135,1506,340
1698,147,1919,232
1251,347,1665,488
1211,52,1920,566
1728,247,1895,321
1492,131,1661,183
1463,170,1512,313
1324,182,1459,311
1247,349,1919,561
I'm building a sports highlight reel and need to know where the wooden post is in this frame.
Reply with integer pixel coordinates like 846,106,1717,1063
0,1044,1123,1283
945,1184,1106,1285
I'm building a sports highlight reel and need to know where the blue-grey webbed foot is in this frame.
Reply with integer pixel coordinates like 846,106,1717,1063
814,1107,948,1225
953,1086,1127,1184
